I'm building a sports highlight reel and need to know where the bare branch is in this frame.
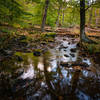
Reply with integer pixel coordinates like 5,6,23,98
85,1,96,11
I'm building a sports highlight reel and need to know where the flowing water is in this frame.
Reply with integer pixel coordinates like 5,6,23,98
0,36,100,100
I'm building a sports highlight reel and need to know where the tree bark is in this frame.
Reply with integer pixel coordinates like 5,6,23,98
95,10,98,27
62,10,64,25
80,0,86,41
88,7,93,27
56,6,61,27
41,0,50,32
80,0,95,43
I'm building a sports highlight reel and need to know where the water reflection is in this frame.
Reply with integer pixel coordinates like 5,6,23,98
20,64,34,79
0,36,100,100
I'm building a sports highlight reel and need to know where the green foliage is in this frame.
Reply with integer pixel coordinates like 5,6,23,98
0,0,33,27
0,28,11,33
0,0,100,28
87,44,96,54
29,31,35,34
41,32,56,38
46,32,56,37
85,42,100,54
0,0,23,23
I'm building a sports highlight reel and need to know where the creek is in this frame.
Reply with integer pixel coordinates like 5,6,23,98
0,35,100,100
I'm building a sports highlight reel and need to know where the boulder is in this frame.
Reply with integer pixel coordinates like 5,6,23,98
60,62,69,67
70,48,77,52
16,55,23,62
33,51,41,56
64,54,69,57
70,53,75,57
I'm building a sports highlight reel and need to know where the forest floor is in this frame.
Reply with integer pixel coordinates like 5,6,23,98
0,25,100,100
0,25,100,71
0,25,100,63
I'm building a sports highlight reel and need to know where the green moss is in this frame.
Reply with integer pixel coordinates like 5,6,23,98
86,44,100,54
29,31,34,34
44,32,56,38
33,49,42,53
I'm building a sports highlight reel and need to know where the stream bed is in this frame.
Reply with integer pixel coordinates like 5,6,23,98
0,35,100,100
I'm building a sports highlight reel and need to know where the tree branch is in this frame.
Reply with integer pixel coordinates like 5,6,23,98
85,1,96,11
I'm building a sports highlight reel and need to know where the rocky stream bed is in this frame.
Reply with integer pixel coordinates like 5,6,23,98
0,35,100,100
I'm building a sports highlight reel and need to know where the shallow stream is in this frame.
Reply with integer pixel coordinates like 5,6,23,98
0,36,100,100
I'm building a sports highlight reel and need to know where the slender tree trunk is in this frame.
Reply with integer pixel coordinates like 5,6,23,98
80,0,95,43
62,10,64,25
56,6,61,27
80,0,86,41
88,7,93,27
95,10,98,27
41,0,50,32
98,9,100,27
95,9,100,28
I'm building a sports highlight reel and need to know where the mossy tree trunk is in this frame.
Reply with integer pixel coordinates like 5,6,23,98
80,0,95,43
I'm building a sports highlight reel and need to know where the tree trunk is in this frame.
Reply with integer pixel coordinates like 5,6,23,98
62,10,64,25
80,0,95,43
56,6,61,27
80,0,86,41
95,10,98,27
88,7,93,27
41,0,49,32
98,9,100,27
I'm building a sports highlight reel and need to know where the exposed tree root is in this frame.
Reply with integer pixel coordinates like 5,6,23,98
80,32,97,44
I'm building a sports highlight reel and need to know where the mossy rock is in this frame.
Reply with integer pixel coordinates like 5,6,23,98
33,49,42,56
44,32,56,38
15,55,23,62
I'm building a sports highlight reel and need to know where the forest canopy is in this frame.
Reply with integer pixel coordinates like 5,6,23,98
0,0,99,28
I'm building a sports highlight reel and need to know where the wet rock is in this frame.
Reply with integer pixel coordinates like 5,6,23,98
68,42,70,45
82,53,86,57
71,62,89,67
5,50,14,55
70,48,77,52
59,44,63,48
70,53,75,57
48,44,54,49
71,38,75,41
14,69,24,78
64,54,69,57
64,49,67,51
41,42,46,45
0,49,13,56
42,48,48,54
59,44,68,50
77,57,82,62
23,49,32,53
12,79,35,92
33,51,41,56
82,58,91,65
63,46,68,49
63,38,66,41
16,55,23,62
19,35,27,40
60,62,69,67
0,49,7,56
76,43,80,47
